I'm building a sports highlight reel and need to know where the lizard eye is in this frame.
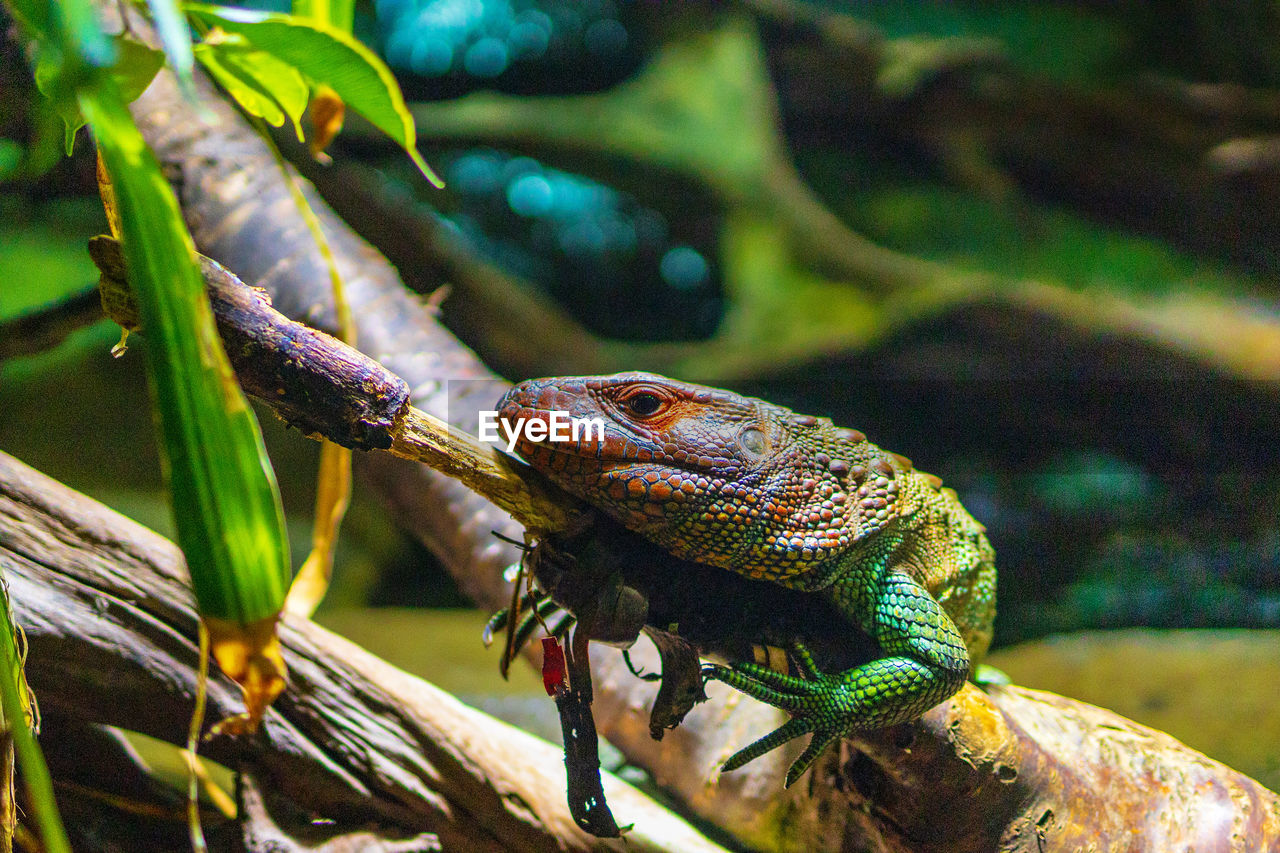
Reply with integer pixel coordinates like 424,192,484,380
738,426,767,458
620,391,665,418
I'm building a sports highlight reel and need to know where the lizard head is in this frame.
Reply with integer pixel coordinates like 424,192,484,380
497,373,893,581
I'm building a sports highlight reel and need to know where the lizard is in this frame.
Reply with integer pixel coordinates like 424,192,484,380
496,372,996,787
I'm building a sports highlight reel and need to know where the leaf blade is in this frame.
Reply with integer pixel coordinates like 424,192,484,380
185,4,441,185
195,41,309,137
145,0,198,102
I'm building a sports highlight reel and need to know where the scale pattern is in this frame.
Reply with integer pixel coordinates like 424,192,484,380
497,372,997,785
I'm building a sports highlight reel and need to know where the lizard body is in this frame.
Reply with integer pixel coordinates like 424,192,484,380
497,372,996,785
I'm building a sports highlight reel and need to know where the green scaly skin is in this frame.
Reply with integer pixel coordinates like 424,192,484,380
497,373,996,787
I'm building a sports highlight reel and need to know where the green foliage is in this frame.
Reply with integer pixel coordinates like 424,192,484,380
187,3,441,185
844,1,1130,84
144,0,197,101
87,85,292,622
4,0,444,631
0,73,66,179
32,34,165,152
194,39,307,139
0,585,70,853
4,0,292,639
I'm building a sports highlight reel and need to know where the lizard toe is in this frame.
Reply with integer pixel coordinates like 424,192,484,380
722,715,813,773
784,729,843,787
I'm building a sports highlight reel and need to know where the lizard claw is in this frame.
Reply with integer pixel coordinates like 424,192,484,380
717,712,844,787
700,662,728,685
703,646,851,783
782,729,842,787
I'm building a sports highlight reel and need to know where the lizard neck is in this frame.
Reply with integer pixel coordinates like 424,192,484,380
640,425,914,592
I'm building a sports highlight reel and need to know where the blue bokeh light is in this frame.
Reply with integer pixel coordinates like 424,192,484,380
410,37,454,75
507,174,556,217
659,246,710,290
463,36,511,76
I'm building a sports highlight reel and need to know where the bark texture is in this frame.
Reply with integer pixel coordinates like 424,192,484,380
0,450,725,852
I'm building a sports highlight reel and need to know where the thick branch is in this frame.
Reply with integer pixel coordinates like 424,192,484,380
90,235,571,533
0,450,725,853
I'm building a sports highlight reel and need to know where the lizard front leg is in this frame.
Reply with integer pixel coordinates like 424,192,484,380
704,569,971,787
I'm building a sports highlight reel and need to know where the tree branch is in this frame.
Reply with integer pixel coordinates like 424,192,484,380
0,287,103,362
0,450,727,852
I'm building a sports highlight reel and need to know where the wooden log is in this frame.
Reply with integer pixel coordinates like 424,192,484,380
0,450,727,852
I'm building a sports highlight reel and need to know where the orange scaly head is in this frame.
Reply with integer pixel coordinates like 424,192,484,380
497,373,903,590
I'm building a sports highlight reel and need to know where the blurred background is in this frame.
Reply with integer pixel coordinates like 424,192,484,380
2,0,1278,793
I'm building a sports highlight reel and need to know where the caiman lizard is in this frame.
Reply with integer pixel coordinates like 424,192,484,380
497,372,996,786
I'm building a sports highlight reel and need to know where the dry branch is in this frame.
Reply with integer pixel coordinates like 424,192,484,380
89,235,571,533
0,450,726,853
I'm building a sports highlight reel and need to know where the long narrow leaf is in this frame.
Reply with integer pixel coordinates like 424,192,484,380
146,0,198,102
82,84,290,623
0,584,69,853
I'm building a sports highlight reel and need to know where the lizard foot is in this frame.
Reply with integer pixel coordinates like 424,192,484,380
702,643,849,787
704,632,968,786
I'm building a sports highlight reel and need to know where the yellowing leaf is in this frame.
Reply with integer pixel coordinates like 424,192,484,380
306,83,344,158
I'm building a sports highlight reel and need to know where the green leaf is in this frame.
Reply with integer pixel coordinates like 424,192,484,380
195,41,308,140
32,35,166,155
22,90,72,178
197,44,282,127
32,57,85,154
185,4,441,186
116,38,167,104
82,83,291,624
145,0,198,102
293,0,354,34
0,584,71,853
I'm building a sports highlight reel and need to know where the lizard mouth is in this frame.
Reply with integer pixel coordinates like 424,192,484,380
503,422,665,472
494,402,690,495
